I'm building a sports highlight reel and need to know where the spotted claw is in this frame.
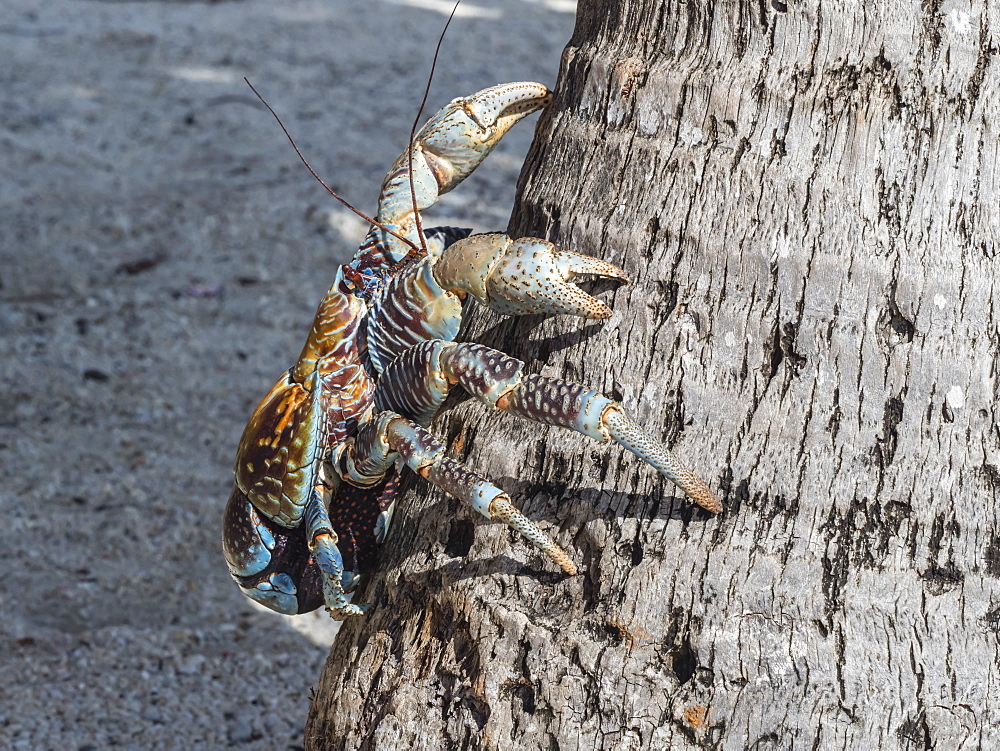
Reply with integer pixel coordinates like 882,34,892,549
485,238,628,319
434,233,628,319
416,82,552,188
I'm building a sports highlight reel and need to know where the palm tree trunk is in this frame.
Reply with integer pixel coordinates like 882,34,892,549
307,1,999,747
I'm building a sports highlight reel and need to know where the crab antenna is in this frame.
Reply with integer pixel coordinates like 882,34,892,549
244,77,419,253
407,0,462,253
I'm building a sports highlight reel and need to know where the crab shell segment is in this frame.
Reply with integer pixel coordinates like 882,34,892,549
233,372,324,529
233,288,370,529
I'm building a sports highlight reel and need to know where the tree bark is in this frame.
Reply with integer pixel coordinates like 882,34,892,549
307,1,999,748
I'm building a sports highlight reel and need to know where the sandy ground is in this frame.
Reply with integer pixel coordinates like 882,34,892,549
0,1,574,747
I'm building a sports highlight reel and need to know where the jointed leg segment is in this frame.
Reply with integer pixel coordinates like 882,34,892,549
373,340,721,513
339,411,578,575
332,339,718,606
304,489,370,619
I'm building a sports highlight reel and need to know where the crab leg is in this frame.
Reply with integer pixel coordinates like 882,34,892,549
339,411,577,575
373,341,721,513
303,488,371,619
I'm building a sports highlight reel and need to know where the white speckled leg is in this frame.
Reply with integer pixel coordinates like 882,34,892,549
372,340,721,513
603,408,721,513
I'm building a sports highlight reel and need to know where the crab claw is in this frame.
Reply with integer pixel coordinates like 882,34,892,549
434,233,628,319
417,82,552,189
486,238,628,319
376,83,551,234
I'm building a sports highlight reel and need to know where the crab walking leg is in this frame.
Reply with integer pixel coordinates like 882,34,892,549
374,341,721,513
499,379,721,513
339,411,577,575
303,488,371,619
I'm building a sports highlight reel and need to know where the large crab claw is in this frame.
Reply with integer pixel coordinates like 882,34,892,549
434,233,629,319
375,82,552,249
414,82,552,189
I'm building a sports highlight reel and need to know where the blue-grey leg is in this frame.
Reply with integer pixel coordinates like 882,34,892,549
303,487,371,619
374,340,720,513
338,411,578,575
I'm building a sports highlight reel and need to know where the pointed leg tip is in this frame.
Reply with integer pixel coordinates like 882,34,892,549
699,496,724,514
690,484,723,514
326,602,372,620
560,558,579,576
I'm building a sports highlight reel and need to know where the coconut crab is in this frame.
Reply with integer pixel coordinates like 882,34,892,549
222,82,720,620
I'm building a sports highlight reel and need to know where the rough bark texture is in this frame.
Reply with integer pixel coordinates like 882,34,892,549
307,1,999,748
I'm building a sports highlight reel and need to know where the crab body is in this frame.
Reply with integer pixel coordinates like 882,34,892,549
222,83,720,620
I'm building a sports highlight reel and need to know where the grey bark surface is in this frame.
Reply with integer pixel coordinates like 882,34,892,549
307,1,1000,748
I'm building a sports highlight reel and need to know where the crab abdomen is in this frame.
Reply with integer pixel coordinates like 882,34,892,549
222,485,324,614
234,284,375,528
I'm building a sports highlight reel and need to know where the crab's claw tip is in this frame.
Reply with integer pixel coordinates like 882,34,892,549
462,81,552,129
486,239,628,320
691,481,723,514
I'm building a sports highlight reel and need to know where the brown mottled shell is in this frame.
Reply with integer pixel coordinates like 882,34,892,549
233,287,375,529
234,372,324,528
